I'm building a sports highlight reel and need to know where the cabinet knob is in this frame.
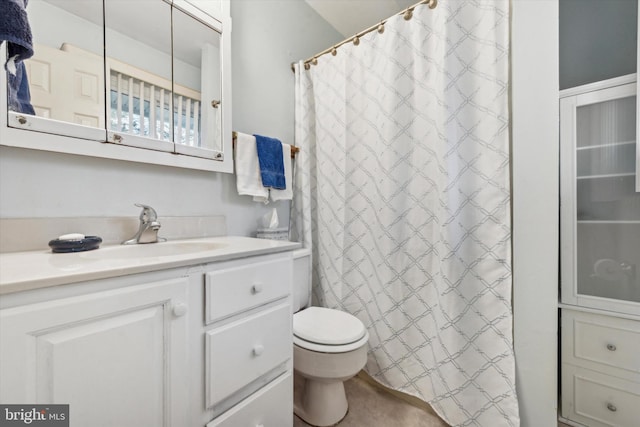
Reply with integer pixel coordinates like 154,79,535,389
172,303,188,317
607,403,617,412
606,343,617,351
252,344,264,356
251,283,263,294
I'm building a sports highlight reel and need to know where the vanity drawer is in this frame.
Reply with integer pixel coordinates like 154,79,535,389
205,255,291,324
207,373,293,427
205,303,291,408
561,310,640,382
561,364,640,427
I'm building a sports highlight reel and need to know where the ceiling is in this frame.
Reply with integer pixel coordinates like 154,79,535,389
304,0,418,37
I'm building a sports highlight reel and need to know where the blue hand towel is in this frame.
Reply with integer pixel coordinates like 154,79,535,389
254,134,286,190
0,0,33,61
1,0,35,114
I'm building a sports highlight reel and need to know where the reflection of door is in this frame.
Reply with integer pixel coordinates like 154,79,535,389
24,43,105,128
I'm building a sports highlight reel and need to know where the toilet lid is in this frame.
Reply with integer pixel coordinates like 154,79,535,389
293,306,367,345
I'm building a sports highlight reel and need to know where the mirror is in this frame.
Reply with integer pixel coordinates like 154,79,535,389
173,6,223,157
12,0,105,131
104,0,174,152
4,0,228,166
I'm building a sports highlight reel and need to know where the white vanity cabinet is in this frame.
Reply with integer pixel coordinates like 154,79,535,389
0,273,191,427
0,239,296,427
202,253,293,427
559,75,640,426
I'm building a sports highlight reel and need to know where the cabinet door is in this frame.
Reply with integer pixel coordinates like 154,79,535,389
560,80,640,316
8,0,106,141
0,277,189,427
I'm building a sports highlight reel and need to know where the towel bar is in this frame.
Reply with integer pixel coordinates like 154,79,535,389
232,131,299,158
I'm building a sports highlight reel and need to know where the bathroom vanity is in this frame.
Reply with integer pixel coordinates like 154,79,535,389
0,237,298,427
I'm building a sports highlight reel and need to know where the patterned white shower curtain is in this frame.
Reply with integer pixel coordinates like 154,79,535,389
290,1,518,426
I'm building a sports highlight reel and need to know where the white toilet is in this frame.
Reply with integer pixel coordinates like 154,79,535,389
292,249,369,426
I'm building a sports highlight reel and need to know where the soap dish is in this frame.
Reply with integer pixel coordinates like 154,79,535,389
49,236,103,253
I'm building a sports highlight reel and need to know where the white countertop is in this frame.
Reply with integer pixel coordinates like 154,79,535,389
0,236,300,295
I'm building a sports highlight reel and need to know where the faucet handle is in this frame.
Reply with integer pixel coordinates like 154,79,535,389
134,203,158,222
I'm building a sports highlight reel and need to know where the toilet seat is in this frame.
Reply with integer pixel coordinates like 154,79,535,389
293,306,369,353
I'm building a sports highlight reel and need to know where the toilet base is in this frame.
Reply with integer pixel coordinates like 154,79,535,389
294,372,349,426
292,336,368,426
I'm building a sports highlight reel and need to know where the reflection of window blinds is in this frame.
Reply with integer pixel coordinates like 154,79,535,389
109,70,202,146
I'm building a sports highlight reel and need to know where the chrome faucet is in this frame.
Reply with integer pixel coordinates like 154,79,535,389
122,204,166,244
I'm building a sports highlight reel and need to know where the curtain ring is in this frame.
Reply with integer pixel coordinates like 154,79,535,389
429,0,438,9
331,47,338,56
377,23,385,34
304,63,311,70
404,8,413,20
353,36,360,46
312,57,318,65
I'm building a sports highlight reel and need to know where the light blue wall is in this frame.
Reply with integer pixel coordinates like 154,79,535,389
560,0,637,89
228,0,342,233
0,0,341,238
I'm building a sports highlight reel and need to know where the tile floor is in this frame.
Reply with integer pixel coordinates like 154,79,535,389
293,374,449,427
293,374,572,427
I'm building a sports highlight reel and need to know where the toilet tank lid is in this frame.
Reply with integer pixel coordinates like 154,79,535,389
293,306,367,345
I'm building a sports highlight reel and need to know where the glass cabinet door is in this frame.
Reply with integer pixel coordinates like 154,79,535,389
8,0,105,141
561,78,640,315
104,0,174,152
172,4,224,160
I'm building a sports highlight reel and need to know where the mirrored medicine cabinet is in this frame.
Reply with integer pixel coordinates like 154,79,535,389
0,0,232,173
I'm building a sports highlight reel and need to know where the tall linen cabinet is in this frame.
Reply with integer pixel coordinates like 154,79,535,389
559,74,640,427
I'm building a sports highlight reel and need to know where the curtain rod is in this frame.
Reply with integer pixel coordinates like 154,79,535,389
291,0,438,72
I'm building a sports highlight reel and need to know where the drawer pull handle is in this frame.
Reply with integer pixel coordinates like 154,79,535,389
172,303,188,317
606,344,617,351
253,344,264,356
251,283,264,294
607,403,617,412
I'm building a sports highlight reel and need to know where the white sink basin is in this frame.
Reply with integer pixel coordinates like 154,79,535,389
81,240,227,259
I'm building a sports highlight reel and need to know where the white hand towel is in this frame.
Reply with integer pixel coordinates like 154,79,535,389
270,143,293,202
234,132,269,203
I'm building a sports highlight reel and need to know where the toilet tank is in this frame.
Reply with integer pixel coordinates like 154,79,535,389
292,248,311,312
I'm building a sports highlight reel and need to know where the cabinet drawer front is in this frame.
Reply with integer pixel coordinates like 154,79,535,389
205,256,291,323
206,304,291,408
562,365,640,427
207,373,293,427
562,310,640,380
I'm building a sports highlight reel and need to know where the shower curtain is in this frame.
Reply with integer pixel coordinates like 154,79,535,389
290,1,518,426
